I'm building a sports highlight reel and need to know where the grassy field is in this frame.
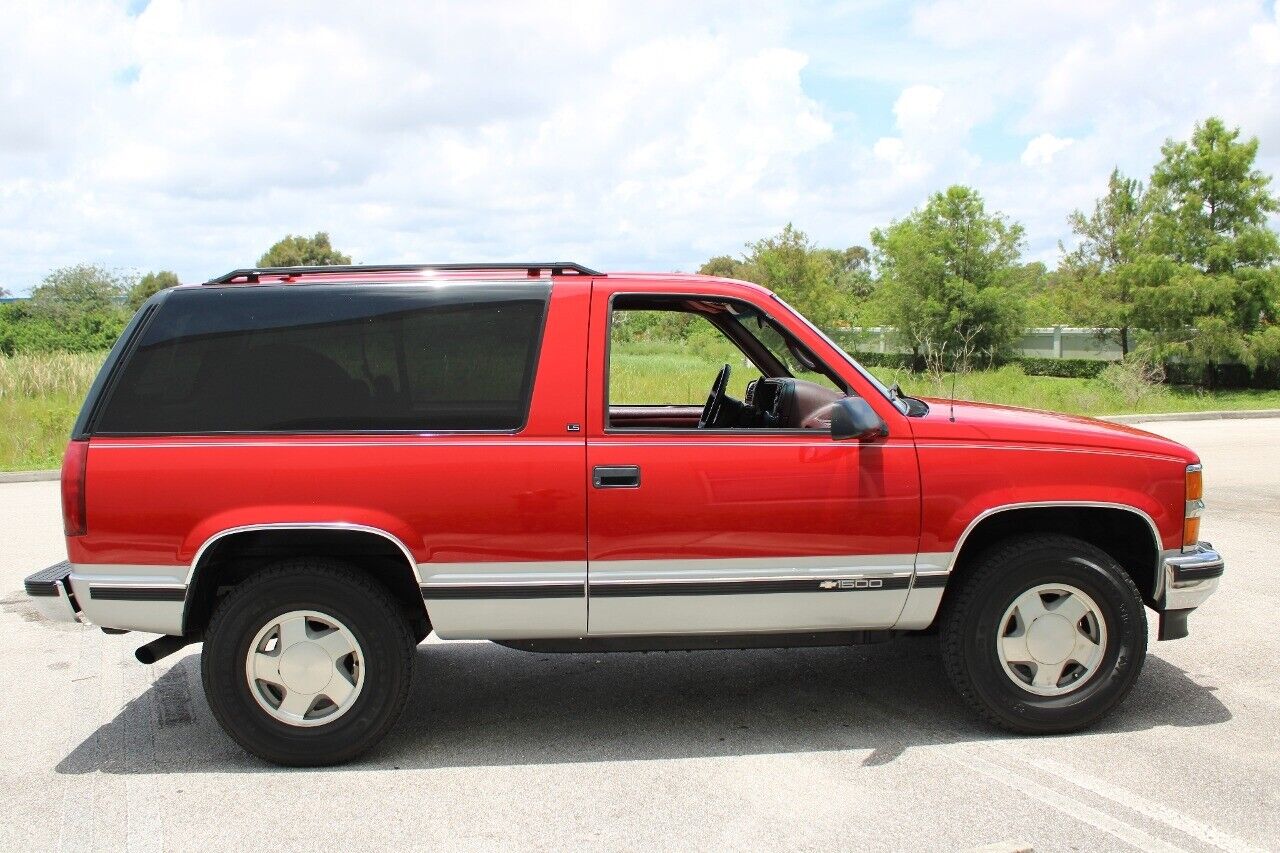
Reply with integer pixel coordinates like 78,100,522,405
608,340,1280,414
3,347,1280,471
0,351,103,471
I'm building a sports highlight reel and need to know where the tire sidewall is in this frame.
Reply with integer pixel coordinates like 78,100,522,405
959,542,1146,731
202,568,410,765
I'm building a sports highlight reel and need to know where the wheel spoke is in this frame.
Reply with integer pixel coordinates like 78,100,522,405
252,652,282,683
1071,631,1102,666
277,689,315,718
324,669,356,707
1031,660,1066,689
276,614,310,649
1011,589,1049,622
314,627,356,661
1000,632,1033,665
1050,592,1090,625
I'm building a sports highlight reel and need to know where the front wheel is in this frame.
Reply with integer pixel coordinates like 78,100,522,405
201,559,415,766
939,534,1147,734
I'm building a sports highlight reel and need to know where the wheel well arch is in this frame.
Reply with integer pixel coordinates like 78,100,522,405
182,524,428,637
946,503,1163,605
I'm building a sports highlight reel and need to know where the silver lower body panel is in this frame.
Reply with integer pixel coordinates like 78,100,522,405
67,564,188,635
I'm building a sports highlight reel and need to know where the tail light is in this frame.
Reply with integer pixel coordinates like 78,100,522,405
1183,463,1203,550
61,439,89,537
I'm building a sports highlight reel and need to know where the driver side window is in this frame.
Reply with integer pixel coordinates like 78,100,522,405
609,310,762,406
606,298,847,432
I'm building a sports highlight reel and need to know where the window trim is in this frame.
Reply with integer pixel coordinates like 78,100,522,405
87,282,552,438
602,291,850,436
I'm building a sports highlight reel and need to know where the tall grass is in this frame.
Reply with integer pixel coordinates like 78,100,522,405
609,341,1280,415
2,345,1279,471
0,351,104,470
0,350,103,399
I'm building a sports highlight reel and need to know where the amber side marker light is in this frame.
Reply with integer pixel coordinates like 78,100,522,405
1183,463,1203,550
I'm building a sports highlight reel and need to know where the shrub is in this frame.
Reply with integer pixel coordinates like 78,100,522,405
1099,359,1168,406
1013,357,1110,379
0,302,128,355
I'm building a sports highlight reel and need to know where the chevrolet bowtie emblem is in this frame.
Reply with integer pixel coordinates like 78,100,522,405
819,580,839,589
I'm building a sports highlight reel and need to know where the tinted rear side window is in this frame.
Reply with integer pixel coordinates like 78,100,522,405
95,284,548,433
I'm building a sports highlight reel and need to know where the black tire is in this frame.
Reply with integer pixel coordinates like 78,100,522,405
939,534,1147,734
201,559,414,766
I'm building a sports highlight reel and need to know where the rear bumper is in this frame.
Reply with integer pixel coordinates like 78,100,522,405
23,561,83,624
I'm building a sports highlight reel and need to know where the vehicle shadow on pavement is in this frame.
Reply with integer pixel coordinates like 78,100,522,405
55,635,1230,774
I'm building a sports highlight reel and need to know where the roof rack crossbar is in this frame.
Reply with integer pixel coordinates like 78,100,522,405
206,262,602,284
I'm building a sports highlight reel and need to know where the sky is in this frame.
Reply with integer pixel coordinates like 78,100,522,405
2,0,1279,294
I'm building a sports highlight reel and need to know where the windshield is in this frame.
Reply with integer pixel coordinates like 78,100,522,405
769,295,909,415
733,310,844,393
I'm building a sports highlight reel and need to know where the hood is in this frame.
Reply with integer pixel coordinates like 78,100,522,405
908,398,1198,463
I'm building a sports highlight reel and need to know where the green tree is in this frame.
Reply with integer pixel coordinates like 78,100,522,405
2,264,130,354
871,185,1027,364
31,264,128,315
1129,117,1280,380
257,232,352,267
127,270,180,310
698,225,861,327
1059,168,1152,355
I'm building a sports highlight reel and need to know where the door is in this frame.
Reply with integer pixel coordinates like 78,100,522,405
585,280,921,636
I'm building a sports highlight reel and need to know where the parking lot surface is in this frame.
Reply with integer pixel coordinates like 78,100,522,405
1,419,1277,852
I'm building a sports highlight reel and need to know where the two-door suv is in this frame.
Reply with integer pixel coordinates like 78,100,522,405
24,262,1224,765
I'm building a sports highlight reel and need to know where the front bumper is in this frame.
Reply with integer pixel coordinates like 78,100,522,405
23,561,83,624
1161,543,1224,610
1156,542,1224,640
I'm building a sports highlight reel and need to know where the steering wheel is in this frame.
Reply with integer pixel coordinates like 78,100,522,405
698,364,732,429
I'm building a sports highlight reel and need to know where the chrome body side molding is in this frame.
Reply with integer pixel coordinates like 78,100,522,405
587,554,916,636
944,501,1163,576
419,560,588,639
188,522,423,585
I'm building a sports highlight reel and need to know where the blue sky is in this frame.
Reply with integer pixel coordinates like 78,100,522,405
1,0,1278,293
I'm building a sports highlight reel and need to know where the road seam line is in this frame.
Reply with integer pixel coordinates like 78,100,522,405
991,750,1265,853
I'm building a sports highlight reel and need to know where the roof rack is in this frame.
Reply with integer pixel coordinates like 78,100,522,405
206,262,602,284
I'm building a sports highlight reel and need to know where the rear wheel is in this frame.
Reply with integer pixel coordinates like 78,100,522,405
939,534,1147,734
202,559,414,765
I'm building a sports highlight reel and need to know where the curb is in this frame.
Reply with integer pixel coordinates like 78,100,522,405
0,469,59,483
1101,409,1280,424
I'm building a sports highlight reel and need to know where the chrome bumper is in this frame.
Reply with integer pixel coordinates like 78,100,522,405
1160,543,1224,612
24,561,83,624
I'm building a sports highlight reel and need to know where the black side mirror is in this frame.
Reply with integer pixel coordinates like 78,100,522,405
831,397,887,441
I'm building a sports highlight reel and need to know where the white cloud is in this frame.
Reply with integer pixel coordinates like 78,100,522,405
0,0,1278,291
892,84,945,135
872,137,931,184
1021,133,1074,166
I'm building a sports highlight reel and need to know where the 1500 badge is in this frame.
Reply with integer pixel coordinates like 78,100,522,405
819,578,884,590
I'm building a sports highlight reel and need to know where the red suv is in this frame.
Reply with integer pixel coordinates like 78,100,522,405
24,262,1224,765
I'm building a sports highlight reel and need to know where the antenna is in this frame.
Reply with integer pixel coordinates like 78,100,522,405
949,356,957,423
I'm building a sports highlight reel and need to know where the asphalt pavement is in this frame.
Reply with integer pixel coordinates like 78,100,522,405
1,419,1277,852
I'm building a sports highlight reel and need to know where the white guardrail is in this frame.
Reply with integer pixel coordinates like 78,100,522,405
841,327,1130,361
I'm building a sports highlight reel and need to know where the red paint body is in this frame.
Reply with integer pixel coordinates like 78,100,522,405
67,271,1197,571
